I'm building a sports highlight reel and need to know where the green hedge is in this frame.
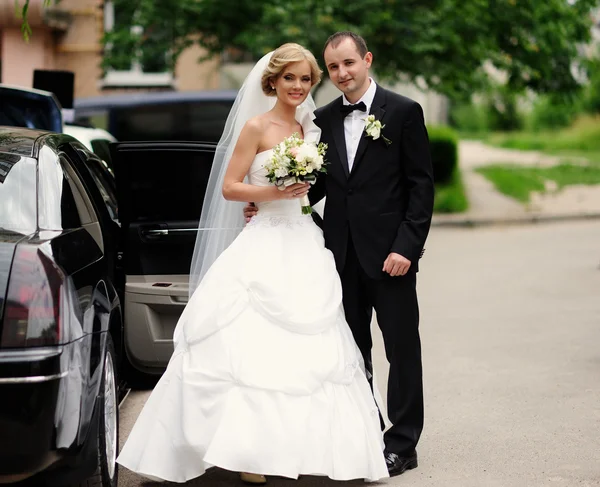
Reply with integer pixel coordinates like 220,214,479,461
584,57,600,115
428,125,458,184
528,94,582,131
448,100,489,134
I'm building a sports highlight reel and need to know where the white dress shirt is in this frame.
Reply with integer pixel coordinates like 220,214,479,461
342,78,377,172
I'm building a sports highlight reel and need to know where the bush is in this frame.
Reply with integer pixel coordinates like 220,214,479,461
484,88,525,132
448,100,489,134
434,166,469,213
428,125,458,184
584,58,600,115
528,93,582,131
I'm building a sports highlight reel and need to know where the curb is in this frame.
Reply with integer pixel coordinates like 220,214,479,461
431,212,600,228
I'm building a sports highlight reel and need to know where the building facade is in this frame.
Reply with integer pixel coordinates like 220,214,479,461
0,0,220,97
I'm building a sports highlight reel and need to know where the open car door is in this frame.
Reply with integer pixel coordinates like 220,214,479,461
111,141,215,373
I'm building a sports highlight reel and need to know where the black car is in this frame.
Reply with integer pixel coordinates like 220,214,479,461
74,90,236,142
0,127,122,486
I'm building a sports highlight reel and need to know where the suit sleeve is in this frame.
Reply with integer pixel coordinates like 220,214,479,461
309,109,327,206
391,102,435,263
309,172,326,205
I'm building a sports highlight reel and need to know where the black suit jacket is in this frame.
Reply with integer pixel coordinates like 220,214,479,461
310,85,434,279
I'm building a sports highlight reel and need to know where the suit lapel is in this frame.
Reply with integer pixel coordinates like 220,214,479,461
349,86,387,178
329,99,350,178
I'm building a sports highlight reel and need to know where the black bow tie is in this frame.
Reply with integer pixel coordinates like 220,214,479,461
340,101,367,117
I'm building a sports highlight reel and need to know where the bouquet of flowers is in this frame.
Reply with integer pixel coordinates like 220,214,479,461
264,133,328,214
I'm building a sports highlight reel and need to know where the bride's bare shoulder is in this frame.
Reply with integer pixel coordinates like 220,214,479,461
244,114,270,134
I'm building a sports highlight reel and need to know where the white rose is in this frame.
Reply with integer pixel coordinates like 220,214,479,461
275,167,288,178
296,143,319,163
312,155,323,170
370,125,381,139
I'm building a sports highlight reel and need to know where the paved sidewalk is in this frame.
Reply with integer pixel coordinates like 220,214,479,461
432,141,600,226
118,220,600,487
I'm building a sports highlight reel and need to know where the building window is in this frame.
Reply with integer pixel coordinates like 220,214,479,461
101,0,174,88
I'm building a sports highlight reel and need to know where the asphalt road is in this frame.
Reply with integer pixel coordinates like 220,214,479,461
118,220,600,487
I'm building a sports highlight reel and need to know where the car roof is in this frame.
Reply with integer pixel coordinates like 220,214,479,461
0,83,58,98
0,126,46,157
74,89,238,111
0,126,72,158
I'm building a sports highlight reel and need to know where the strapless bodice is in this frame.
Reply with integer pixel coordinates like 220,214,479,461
248,149,274,186
248,149,305,217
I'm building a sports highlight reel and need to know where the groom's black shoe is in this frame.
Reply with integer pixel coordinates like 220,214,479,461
384,450,418,477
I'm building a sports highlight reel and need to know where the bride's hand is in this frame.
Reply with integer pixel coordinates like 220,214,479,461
243,202,258,223
278,182,310,200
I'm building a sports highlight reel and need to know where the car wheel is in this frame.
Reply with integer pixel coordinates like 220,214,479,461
77,334,118,487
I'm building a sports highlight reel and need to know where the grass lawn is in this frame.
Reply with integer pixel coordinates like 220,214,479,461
480,116,600,163
434,169,469,213
476,162,600,203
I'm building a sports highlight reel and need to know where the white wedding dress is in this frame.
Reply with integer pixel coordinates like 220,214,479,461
117,148,389,483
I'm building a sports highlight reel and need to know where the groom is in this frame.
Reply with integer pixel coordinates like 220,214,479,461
314,31,435,477
246,32,434,476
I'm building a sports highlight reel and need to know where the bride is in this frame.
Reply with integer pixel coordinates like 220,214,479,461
117,43,389,484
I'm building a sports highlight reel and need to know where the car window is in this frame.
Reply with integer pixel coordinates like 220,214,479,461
76,148,118,221
122,147,214,222
38,146,97,230
113,101,233,142
90,138,113,167
0,89,62,132
0,153,37,234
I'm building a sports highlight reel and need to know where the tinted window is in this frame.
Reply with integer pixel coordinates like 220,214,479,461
79,152,118,220
120,148,214,222
90,139,113,167
112,101,233,142
38,147,84,230
0,154,37,234
0,88,62,132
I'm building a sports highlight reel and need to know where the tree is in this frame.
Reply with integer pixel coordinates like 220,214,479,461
19,0,600,98
15,0,53,41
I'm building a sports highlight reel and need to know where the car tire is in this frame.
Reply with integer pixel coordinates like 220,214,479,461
77,334,119,487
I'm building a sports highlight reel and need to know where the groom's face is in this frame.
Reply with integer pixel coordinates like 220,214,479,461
324,38,372,102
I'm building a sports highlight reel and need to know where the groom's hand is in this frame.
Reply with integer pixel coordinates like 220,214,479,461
243,202,258,223
383,252,411,276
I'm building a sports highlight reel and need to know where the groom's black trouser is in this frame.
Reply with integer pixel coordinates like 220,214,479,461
340,235,424,456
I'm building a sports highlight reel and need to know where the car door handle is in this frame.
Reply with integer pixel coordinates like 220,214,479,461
142,229,169,236
141,228,197,237
167,228,197,235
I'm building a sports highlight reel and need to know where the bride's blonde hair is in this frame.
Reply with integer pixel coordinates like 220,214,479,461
261,43,322,96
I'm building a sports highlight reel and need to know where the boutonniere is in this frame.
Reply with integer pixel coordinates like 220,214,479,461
364,115,392,146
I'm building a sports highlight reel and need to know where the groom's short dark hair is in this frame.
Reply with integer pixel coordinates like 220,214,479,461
323,32,369,58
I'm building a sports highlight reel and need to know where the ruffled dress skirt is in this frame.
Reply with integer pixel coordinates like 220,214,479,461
117,211,389,482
